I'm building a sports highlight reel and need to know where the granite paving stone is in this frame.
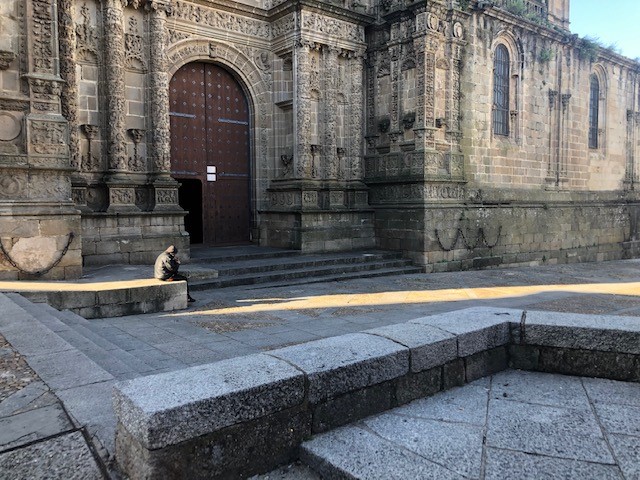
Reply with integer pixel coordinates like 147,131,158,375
0,381,51,418
607,434,640,480
24,350,113,390
486,398,614,463
0,404,74,450
0,431,103,480
593,403,640,437
484,448,623,480
364,413,484,478
391,384,490,426
582,377,640,407
301,425,466,480
490,369,591,408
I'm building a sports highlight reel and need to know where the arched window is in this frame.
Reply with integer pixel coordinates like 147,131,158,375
493,44,510,136
588,74,599,149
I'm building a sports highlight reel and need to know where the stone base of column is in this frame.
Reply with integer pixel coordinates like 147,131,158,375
0,203,82,280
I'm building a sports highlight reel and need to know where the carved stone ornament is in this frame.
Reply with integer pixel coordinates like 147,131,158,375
453,22,464,39
0,51,16,70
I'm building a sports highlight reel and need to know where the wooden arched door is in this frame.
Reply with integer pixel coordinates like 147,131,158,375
169,62,251,245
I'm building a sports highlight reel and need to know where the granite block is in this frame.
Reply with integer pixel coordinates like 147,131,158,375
113,353,305,449
522,310,640,354
364,323,457,372
267,333,409,404
411,307,517,356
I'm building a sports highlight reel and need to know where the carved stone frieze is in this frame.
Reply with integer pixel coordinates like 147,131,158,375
72,187,87,205
172,1,270,39
269,191,300,208
166,29,191,46
29,120,68,156
110,187,135,205
271,14,295,39
28,78,63,100
155,188,178,204
0,174,25,198
0,99,29,112
369,182,466,204
301,12,364,43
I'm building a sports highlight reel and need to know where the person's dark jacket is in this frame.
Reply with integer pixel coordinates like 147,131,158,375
154,248,180,280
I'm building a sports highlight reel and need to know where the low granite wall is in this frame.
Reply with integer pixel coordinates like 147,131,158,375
112,307,640,479
17,280,187,319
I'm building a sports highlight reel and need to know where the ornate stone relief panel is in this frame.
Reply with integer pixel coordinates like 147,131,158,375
172,1,270,39
301,12,364,43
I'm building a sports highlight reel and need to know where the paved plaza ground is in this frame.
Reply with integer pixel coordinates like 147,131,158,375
2,259,640,478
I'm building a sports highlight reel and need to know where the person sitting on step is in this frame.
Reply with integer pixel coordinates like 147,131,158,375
154,245,195,303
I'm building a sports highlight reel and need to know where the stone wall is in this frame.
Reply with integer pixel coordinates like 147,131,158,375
0,0,82,280
366,0,640,270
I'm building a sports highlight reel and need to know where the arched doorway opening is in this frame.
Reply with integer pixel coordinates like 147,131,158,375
169,62,251,245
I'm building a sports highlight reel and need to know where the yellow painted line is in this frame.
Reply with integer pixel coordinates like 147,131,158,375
168,281,640,317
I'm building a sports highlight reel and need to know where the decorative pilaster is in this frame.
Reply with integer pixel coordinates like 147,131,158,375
103,0,127,173
57,0,80,172
324,46,339,179
349,52,365,180
147,0,171,176
294,40,313,179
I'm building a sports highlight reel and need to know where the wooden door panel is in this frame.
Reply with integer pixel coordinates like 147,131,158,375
170,62,250,245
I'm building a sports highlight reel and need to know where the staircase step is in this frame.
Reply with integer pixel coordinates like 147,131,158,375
191,260,420,290
189,245,299,263
5,293,154,377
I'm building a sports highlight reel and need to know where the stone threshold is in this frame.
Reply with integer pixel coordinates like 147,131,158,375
112,307,640,479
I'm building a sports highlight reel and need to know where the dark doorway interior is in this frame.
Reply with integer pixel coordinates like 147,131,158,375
178,178,203,244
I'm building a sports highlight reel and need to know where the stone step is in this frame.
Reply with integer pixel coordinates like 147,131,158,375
191,260,421,290
189,245,299,263
248,266,425,289
5,293,153,378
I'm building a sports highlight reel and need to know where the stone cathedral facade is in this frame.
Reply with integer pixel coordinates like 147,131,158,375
1,0,639,279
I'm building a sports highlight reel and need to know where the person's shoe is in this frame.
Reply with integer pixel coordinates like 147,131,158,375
188,296,196,303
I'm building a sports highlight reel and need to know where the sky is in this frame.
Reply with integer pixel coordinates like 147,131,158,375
569,0,640,60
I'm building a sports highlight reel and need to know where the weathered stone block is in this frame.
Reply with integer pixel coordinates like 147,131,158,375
116,405,311,480
267,333,409,404
522,310,640,354
113,354,305,449
537,347,640,382
364,323,457,372
465,346,508,383
311,380,395,433
442,358,465,389
394,367,442,406
411,307,518,356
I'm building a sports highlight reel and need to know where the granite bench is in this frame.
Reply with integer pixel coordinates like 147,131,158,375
112,306,640,479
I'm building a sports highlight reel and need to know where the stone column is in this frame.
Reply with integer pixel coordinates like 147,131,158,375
103,0,136,211
147,0,180,211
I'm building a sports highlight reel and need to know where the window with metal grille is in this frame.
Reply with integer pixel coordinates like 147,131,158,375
588,74,599,149
493,45,510,136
